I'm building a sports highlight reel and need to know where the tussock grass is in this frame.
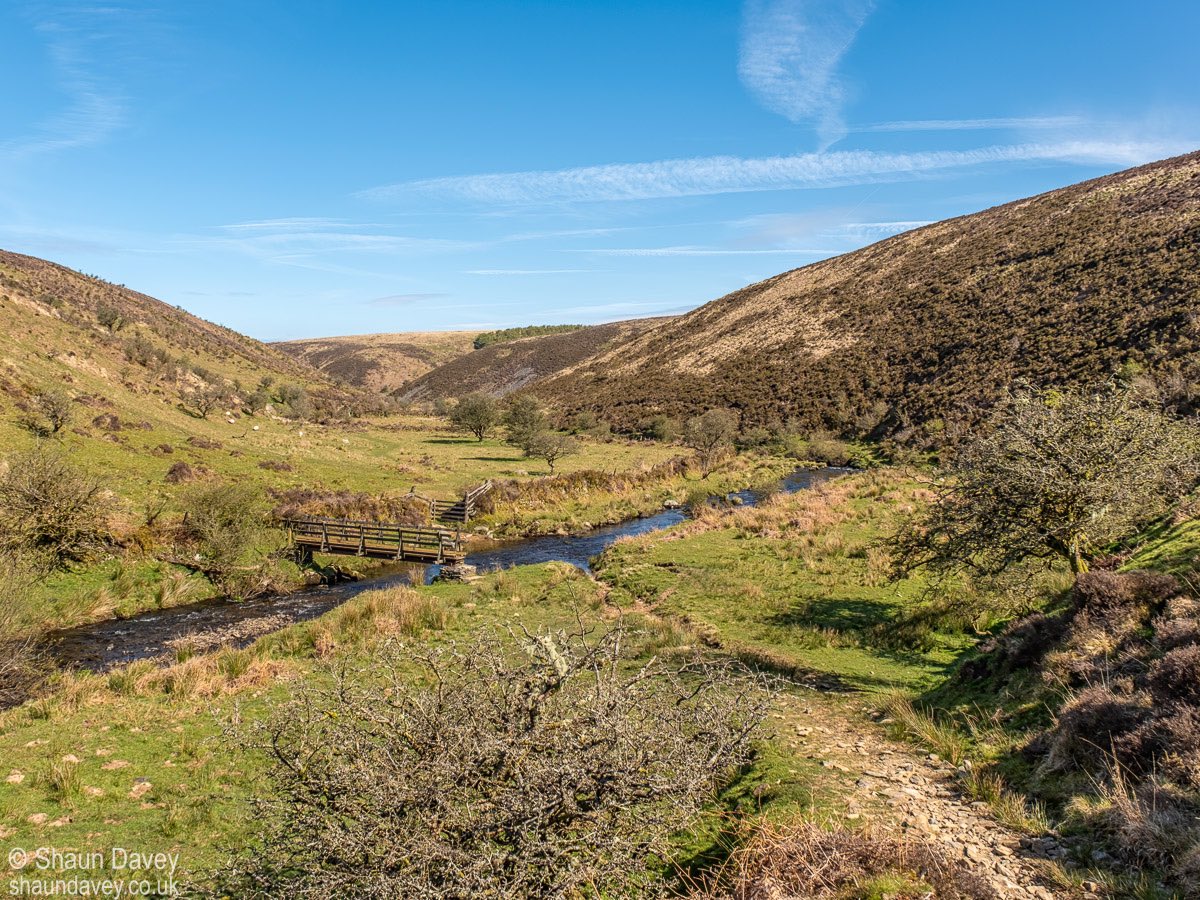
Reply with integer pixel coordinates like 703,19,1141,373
884,694,969,766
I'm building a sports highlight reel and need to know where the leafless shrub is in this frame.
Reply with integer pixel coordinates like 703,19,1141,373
0,444,109,572
209,622,771,899
687,819,999,899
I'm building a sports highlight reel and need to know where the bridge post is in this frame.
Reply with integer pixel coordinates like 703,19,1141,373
320,522,329,552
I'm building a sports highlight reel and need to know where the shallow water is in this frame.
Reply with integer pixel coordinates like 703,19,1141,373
49,467,844,671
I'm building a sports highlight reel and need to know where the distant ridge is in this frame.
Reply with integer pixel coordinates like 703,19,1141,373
529,151,1200,441
396,317,674,402
276,331,478,393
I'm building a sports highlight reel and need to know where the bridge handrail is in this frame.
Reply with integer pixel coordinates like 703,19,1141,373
281,517,461,546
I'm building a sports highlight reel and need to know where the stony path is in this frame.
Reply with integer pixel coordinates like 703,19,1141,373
771,691,1089,900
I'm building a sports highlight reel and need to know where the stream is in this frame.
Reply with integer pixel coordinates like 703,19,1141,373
49,467,844,672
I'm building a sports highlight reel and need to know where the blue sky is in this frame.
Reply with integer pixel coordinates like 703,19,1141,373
1,1,1196,341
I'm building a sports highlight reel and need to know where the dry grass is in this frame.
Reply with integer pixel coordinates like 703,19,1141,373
686,819,999,899
884,694,970,766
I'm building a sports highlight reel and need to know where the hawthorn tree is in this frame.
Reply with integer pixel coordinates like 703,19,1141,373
20,388,73,437
526,430,579,474
180,382,226,419
891,384,1199,578
449,393,501,441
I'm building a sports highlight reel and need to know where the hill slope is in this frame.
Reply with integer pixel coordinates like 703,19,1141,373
536,151,1200,440
396,317,674,402
275,331,478,393
0,250,376,501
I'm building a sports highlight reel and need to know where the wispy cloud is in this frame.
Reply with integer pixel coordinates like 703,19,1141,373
854,115,1088,133
220,217,393,232
0,6,147,160
196,222,472,259
738,0,875,148
577,247,807,257
367,293,450,307
363,140,1188,206
466,268,595,275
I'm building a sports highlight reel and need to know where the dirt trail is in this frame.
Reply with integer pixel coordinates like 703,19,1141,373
771,691,1086,899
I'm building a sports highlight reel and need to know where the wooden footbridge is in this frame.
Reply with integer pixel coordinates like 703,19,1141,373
282,481,493,565
283,518,466,563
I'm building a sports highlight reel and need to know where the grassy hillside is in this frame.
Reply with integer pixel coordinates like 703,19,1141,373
535,151,1200,440
396,316,673,402
0,250,684,629
274,330,478,392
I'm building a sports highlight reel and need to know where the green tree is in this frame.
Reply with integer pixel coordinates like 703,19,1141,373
449,393,501,442
892,384,1199,578
502,395,546,455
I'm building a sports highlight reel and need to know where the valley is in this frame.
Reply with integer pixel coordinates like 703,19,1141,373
3,152,1200,898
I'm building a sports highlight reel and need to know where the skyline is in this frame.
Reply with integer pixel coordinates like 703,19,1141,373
1,0,1197,340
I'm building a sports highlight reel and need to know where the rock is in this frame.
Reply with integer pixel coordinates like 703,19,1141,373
27,813,48,825
128,780,153,800
61,754,80,764
5,771,24,784
434,563,478,583
102,759,130,770
663,499,681,509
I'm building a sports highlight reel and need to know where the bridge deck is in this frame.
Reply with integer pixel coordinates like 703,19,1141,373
282,518,466,564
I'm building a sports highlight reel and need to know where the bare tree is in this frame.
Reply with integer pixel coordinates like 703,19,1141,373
891,384,1199,578
685,409,739,475
211,622,770,899
0,445,109,573
20,387,73,437
526,430,578,474
448,393,501,441
180,382,226,419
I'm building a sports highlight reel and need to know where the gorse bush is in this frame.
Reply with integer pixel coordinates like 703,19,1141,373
212,622,770,899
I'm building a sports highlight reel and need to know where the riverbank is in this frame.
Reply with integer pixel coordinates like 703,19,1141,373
0,466,1092,896
47,463,844,672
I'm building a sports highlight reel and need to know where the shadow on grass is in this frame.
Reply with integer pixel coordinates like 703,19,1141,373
775,596,892,632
